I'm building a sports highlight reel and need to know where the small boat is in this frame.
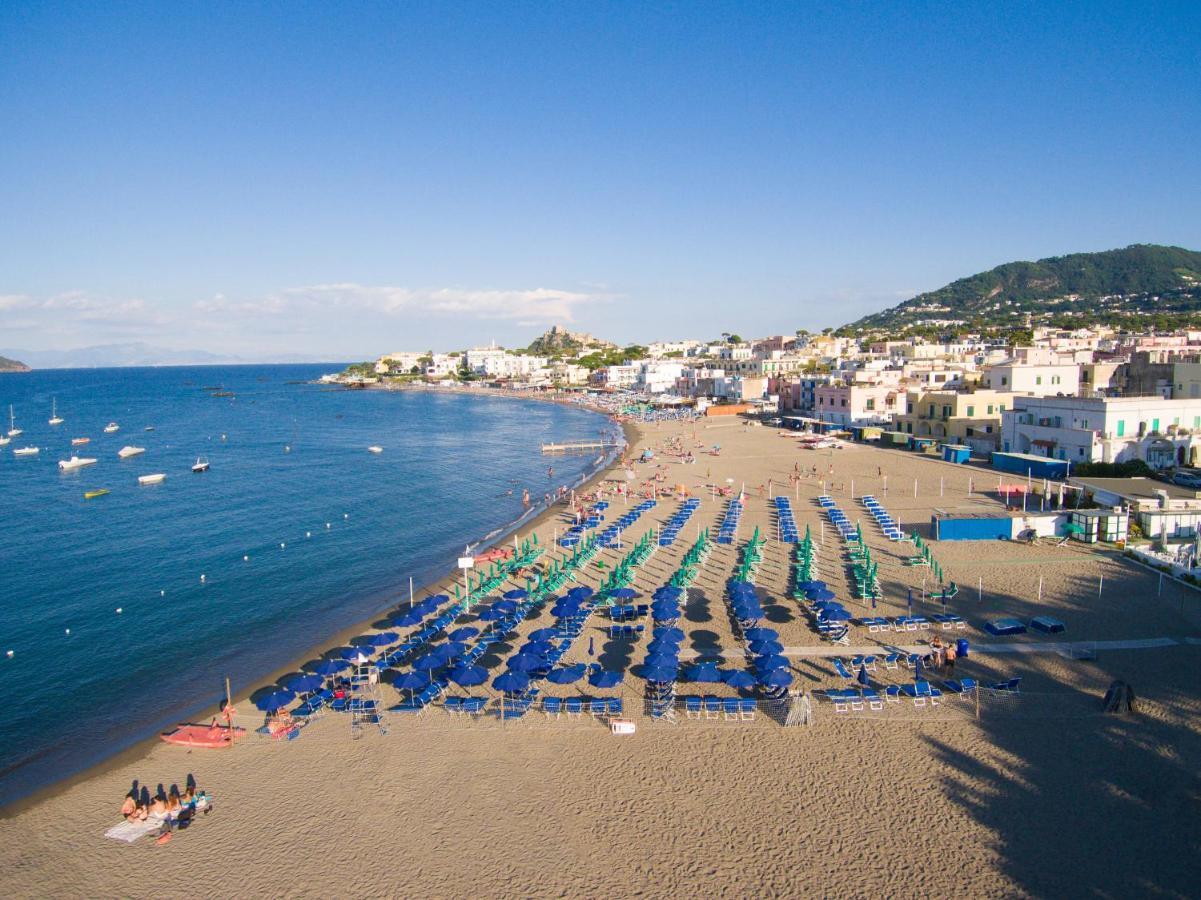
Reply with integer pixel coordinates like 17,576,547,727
367,445,384,454
104,422,119,433
13,446,39,457
118,446,145,459
7,405,21,438
48,398,63,426
160,723,244,748
192,456,210,473
0,435,10,447
144,426,155,432
84,488,110,499
138,473,166,485
72,437,91,446
59,455,98,471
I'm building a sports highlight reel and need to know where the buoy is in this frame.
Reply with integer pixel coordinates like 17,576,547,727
65,628,70,635
343,513,349,519
280,542,286,549
306,531,311,538
5,650,12,658
160,590,165,596
200,574,206,582
243,554,249,561
116,607,123,614
325,522,331,529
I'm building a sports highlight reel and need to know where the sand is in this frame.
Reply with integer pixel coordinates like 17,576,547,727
2,415,1199,898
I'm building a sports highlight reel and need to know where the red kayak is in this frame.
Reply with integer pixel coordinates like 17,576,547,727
473,547,513,564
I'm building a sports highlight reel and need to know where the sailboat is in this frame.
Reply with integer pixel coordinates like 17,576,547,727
7,405,21,437
48,398,64,426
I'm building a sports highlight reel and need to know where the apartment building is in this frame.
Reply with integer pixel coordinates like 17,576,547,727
893,389,1013,454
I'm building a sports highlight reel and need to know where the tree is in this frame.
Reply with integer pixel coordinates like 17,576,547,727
727,334,743,344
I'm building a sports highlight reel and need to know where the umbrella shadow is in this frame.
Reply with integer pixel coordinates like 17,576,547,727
684,588,713,624
688,628,722,661
476,641,514,670
598,632,637,672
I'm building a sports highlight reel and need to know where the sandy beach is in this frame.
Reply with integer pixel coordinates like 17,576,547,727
3,415,1199,898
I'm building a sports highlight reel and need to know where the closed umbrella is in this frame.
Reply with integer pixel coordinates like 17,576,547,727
857,664,869,686
588,669,623,688
285,673,324,694
255,689,295,712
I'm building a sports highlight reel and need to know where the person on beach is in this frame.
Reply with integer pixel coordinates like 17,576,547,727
121,793,137,820
944,643,957,671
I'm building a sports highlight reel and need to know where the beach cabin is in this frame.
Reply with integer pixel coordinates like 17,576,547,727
881,430,910,448
990,451,1069,480
941,444,971,464
932,509,1067,541
912,437,937,453
1070,508,1129,544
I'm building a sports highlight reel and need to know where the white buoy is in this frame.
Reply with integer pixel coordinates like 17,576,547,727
280,542,286,549
200,574,206,582
160,589,165,596
306,531,311,538
65,628,70,635
243,555,249,561
116,607,123,614
343,513,349,519
5,650,12,658
326,523,331,529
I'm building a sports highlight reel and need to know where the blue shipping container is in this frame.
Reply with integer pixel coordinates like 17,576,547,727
989,451,1068,480
933,515,1012,540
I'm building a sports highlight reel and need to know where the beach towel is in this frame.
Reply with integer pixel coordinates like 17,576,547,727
104,818,161,843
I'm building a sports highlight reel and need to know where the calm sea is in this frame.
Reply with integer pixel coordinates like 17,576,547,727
0,365,613,806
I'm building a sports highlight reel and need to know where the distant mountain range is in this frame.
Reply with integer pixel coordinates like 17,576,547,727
839,244,1201,338
0,343,337,369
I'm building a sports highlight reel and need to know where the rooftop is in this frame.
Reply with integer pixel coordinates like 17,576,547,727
1068,476,1201,502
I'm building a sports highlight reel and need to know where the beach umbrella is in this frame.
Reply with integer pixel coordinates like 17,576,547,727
354,631,398,648
754,654,790,672
311,659,348,676
492,671,530,694
914,656,923,680
743,627,777,642
907,588,913,616
652,585,683,600
644,651,680,669
254,689,295,712
646,637,681,654
818,608,853,622
566,585,594,600
447,627,479,642
550,601,582,617
412,652,446,673
477,606,506,622
759,668,793,688
508,654,546,673
339,646,373,662
493,599,519,613
520,640,554,656
588,669,624,689
447,665,488,687
857,664,869,686
502,589,528,601
724,670,757,689
654,626,685,641
610,587,637,599
427,594,451,606
438,641,469,661
808,589,837,603
871,592,877,610
391,610,424,627
527,627,557,642
748,640,783,655
641,665,677,683
547,664,587,685
285,673,324,694
396,671,430,691
684,662,724,683
587,636,595,656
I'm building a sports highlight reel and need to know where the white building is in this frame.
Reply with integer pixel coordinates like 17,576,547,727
375,351,426,375
1001,395,1201,468
637,361,686,394
983,359,1081,395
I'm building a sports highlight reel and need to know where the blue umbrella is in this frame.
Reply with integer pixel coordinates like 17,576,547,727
529,627,559,642
754,654,790,671
503,588,528,600
508,654,545,673
311,659,348,676
652,585,683,600
339,646,373,662
547,664,587,684
759,668,793,688
872,592,878,610
748,640,784,655
414,599,438,613
478,606,506,621
914,656,923,680
493,599,519,613
819,607,853,622
727,580,755,592
743,627,778,641
448,665,488,687
646,637,681,654
254,689,295,712
642,665,677,682
285,673,324,693
493,671,530,694
520,640,554,656
438,641,469,661
684,662,724,683
551,602,582,618
654,627,685,641
808,589,837,602
566,585,594,599
412,652,445,672
907,587,913,615
610,587,637,599
354,631,398,647
448,627,479,642
396,671,430,691
589,669,623,689
857,664,869,686
587,636,595,656
724,670,757,689
391,610,424,627
644,651,680,669
426,594,451,606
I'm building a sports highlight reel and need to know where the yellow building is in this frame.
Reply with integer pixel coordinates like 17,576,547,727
893,389,1014,453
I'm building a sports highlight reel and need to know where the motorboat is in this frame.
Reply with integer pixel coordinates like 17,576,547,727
7,405,20,437
104,422,119,433
368,445,384,454
48,399,63,426
144,426,155,431
72,437,91,446
138,473,166,485
84,488,110,499
118,446,145,459
192,456,210,473
59,455,98,471
0,435,9,447
13,446,39,457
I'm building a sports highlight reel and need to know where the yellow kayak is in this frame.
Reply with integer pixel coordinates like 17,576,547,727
84,489,110,500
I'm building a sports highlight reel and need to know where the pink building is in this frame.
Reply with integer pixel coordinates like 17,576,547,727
814,383,897,426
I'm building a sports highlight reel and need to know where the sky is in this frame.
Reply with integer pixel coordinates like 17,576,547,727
1,1,1200,362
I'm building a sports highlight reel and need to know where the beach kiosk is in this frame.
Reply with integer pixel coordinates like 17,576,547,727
1070,508,1129,544
941,444,971,464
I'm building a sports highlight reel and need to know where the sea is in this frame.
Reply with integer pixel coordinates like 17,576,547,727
0,365,616,806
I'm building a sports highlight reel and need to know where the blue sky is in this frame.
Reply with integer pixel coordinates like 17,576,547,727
2,1,1199,360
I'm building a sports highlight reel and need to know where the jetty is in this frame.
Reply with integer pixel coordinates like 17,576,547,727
541,440,621,455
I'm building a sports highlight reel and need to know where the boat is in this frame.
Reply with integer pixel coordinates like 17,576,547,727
160,723,245,748
118,446,145,459
7,405,21,437
138,473,166,485
192,456,210,473
0,435,9,447
144,426,155,432
367,445,384,454
48,398,63,426
104,422,119,433
72,437,91,446
59,455,98,471
13,446,39,457
84,488,110,499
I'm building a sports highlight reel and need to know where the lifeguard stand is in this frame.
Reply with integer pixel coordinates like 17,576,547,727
348,661,387,738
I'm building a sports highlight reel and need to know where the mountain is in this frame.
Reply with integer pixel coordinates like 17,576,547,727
839,244,1201,338
526,325,615,356
0,355,30,373
0,344,335,368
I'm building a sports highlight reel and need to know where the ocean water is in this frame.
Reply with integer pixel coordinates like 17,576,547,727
0,366,614,806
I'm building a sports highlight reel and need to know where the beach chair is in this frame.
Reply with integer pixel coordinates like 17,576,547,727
588,699,608,718
684,696,702,719
830,690,850,713
862,688,884,711
608,698,623,716
832,658,853,680
738,698,756,721
884,653,900,671
721,698,740,721
884,685,901,704
850,691,865,712
443,697,463,716
565,697,583,719
542,697,562,719
703,696,722,720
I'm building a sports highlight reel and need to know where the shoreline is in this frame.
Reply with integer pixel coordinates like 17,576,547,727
0,403,643,817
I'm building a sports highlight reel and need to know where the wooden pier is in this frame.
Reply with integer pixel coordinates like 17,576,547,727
541,440,622,455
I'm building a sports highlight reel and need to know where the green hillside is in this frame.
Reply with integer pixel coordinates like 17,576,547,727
839,244,1201,339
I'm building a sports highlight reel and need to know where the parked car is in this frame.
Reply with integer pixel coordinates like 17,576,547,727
1171,469,1201,488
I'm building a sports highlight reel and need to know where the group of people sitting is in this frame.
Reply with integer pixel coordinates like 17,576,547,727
119,778,213,844
925,635,958,671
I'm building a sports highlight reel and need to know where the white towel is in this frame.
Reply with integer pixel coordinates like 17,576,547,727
104,818,161,843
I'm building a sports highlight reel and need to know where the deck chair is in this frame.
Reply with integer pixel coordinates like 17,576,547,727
722,698,741,721
863,689,884,711
684,696,702,719
885,685,901,704
565,697,583,719
704,696,722,720
739,698,756,720
542,697,562,718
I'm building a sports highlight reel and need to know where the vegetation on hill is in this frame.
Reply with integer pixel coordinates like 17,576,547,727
575,345,649,370
527,325,615,355
838,244,1201,341
0,355,30,372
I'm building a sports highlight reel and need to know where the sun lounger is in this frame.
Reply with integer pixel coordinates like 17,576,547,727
862,688,884,710
443,697,464,715
942,678,978,695
723,698,741,721
704,696,721,720
565,697,583,719
542,697,562,718
885,685,901,704
739,698,756,720
884,653,900,670
105,818,164,843
684,696,702,719
988,677,1022,693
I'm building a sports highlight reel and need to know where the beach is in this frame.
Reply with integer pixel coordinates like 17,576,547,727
3,415,1199,898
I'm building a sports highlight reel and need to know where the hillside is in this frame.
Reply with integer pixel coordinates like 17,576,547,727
839,244,1201,338
526,325,615,356
0,355,30,373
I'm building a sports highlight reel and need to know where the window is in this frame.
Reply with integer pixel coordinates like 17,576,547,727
928,404,935,417
840,398,846,407
999,405,1006,412
1001,376,1008,386
1052,375,1060,385
986,405,993,414
967,406,975,417
1036,376,1043,385
942,405,951,418
1079,447,1085,457
1152,418,1160,433
1117,420,1125,437
865,398,875,410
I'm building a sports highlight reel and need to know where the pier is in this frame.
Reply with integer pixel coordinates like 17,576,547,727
541,440,622,455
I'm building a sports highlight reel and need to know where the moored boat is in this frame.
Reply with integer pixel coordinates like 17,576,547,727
7,405,20,437
12,446,39,457
104,422,119,433
84,488,110,499
192,456,210,473
72,436,90,445
117,445,145,459
368,445,384,453
138,473,166,485
160,723,245,748
59,455,98,471
48,398,63,426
